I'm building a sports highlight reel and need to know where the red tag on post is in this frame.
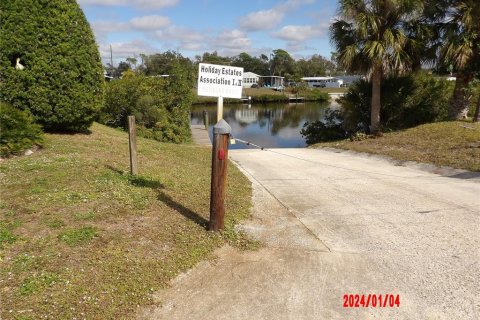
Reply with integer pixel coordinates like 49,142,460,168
218,149,225,160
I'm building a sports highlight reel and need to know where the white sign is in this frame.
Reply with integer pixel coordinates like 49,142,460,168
197,63,243,99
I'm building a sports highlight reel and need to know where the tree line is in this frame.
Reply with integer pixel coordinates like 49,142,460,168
107,49,337,83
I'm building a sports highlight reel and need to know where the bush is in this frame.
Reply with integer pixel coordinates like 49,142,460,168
302,73,455,144
303,89,330,102
0,0,104,132
339,73,453,132
100,64,193,143
0,102,43,157
301,109,346,144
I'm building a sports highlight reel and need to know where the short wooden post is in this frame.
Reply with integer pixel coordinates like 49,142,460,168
203,110,209,129
128,115,138,175
209,119,231,231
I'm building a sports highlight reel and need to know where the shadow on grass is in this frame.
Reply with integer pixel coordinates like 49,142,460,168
105,165,208,229
157,191,208,230
105,165,125,175
45,128,93,135
129,176,165,189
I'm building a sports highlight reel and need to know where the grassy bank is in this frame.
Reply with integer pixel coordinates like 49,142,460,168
0,123,255,319
192,87,331,105
313,121,480,171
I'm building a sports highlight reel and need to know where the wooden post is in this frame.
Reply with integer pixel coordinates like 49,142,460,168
209,119,231,231
128,115,138,175
203,110,209,129
217,96,223,122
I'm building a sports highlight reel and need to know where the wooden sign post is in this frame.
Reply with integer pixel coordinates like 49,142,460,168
197,63,242,231
128,115,138,175
203,110,210,129
209,119,231,231
217,96,224,122
197,63,243,122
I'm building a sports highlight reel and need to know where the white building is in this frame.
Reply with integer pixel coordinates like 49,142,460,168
301,76,344,88
259,76,285,90
243,72,260,88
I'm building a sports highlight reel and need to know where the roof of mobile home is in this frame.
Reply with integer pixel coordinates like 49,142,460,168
301,76,340,81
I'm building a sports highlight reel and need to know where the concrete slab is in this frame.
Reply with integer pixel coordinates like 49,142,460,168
138,148,480,320
191,124,211,146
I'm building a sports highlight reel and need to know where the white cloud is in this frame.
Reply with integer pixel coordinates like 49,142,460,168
130,15,171,30
239,0,315,31
91,15,172,42
194,29,253,57
154,27,251,55
154,26,204,43
214,29,251,49
92,20,129,34
272,24,327,42
154,25,206,52
239,9,284,32
99,40,158,62
78,0,179,9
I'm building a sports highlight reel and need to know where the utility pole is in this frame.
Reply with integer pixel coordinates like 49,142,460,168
110,44,114,76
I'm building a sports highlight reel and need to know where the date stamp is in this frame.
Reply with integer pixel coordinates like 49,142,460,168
343,294,400,308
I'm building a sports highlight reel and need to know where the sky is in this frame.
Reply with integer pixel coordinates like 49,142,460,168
78,0,339,65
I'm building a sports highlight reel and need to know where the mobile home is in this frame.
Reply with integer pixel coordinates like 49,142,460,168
243,72,260,88
301,76,343,88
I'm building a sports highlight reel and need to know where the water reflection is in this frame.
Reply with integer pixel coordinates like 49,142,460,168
191,102,331,149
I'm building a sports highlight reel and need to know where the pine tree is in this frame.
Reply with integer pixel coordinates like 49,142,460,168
0,0,104,132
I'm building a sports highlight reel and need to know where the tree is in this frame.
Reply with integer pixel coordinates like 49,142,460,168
126,57,137,70
117,61,131,77
231,52,269,75
295,54,335,78
201,51,231,65
143,51,195,85
330,0,424,133
101,58,193,143
271,49,295,77
473,93,480,122
0,0,104,132
438,0,480,120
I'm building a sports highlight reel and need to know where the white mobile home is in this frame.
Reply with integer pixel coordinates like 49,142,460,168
243,72,260,88
301,76,343,88
259,76,285,90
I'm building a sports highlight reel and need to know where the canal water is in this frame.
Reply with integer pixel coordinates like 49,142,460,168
191,101,334,149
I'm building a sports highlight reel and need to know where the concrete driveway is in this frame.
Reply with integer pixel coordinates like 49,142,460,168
138,148,480,320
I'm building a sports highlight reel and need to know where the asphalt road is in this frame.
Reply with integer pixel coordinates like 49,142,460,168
138,148,480,320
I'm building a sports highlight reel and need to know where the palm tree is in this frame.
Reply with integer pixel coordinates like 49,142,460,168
438,0,480,120
330,0,424,133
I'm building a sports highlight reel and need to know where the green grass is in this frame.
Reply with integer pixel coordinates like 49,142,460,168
0,223,17,248
0,122,255,319
58,226,98,246
313,121,480,171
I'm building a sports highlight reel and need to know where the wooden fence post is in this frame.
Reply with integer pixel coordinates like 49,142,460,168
128,115,138,175
209,119,231,231
203,110,209,129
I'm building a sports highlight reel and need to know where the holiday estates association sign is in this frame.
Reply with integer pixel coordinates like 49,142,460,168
197,63,244,99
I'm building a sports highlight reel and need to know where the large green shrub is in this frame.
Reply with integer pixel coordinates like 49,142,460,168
340,73,454,132
0,0,104,132
302,73,455,144
101,65,192,143
0,102,43,157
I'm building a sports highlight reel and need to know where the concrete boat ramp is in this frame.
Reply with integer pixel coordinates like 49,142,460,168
139,132,480,320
